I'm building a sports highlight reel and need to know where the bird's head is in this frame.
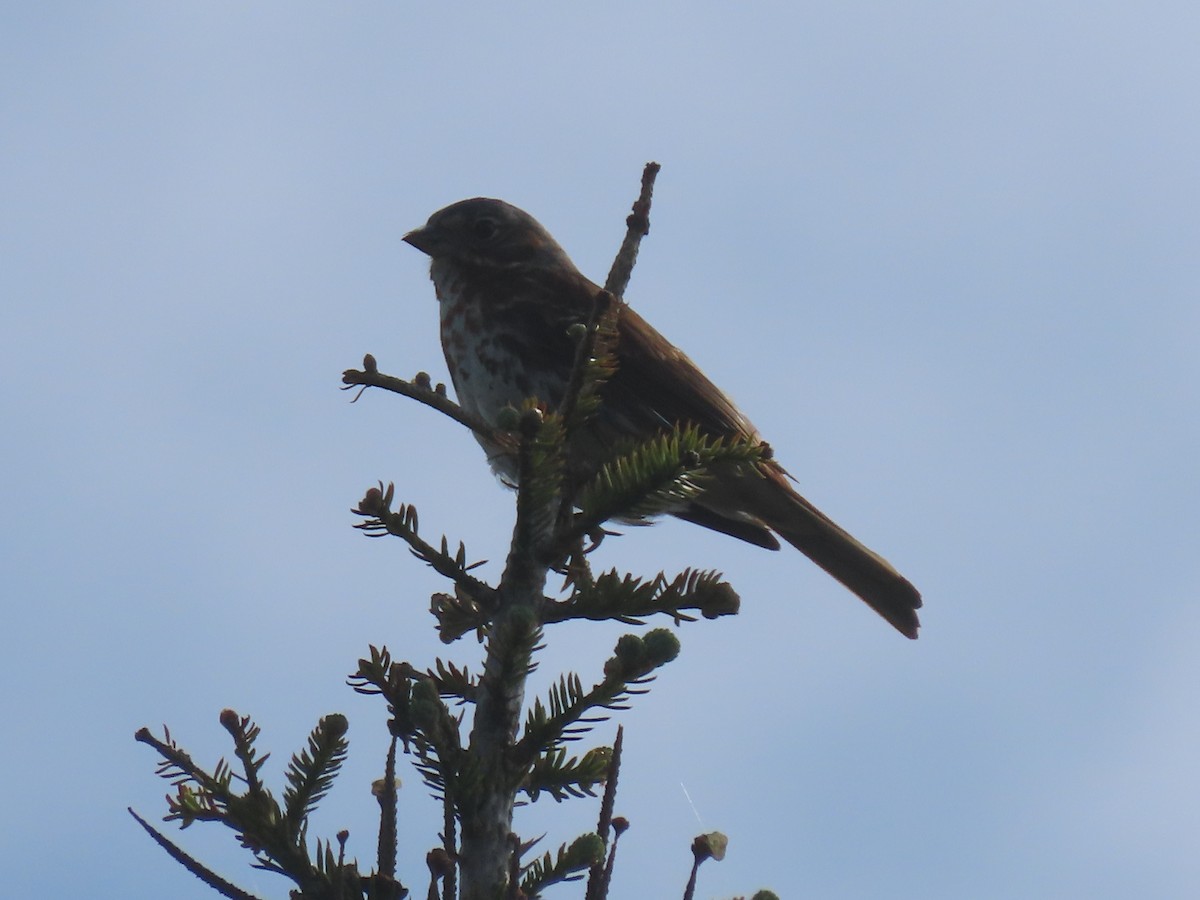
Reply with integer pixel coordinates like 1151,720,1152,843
403,198,574,273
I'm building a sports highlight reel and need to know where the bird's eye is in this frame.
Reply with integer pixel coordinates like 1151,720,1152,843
471,217,498,241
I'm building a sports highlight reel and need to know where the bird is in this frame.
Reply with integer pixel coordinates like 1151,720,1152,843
402,198,921,638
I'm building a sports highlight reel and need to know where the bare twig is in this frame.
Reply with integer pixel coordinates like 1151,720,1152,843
342,357,517,455
351,487,497,609
604,161,661,298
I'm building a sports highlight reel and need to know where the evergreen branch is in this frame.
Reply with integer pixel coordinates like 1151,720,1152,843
136,716,342,896
348,645,401,698
436,553,721,640
427,658,478,702
221,787,313,884
561,425,767,549
545,567,741,626
429,589,489,644
352,484,497,609
135,726,232,807
516,629,681,761
341,356,517,454
408,677,466,801
128,808,265,900
350,647,417,749
220,710,269,797
522,745,612,802
282,714,350,832
351,649,465,803
520,834,606,899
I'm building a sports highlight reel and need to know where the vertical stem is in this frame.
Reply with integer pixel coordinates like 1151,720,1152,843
457,520,548,899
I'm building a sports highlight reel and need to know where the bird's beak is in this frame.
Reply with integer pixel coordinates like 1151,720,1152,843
402,226,436,257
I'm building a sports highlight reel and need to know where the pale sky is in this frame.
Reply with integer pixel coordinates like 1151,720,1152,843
3,3,1199,898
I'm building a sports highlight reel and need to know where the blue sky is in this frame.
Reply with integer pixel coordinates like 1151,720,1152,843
3,3,1198,897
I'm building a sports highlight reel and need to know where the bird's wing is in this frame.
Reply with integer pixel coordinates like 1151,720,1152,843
604,303,761,441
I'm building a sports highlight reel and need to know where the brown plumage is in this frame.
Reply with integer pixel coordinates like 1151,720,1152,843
404,198,922,638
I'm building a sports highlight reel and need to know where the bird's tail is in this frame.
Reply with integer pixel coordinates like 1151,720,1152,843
718,465,921,638
770,487,921,638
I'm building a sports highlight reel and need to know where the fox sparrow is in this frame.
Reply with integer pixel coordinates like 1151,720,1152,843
403,198,921,638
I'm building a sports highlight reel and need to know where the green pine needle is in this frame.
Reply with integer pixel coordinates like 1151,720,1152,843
282,715,350,830
521,833,606,897
524,746,613,802
575,425,765,533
